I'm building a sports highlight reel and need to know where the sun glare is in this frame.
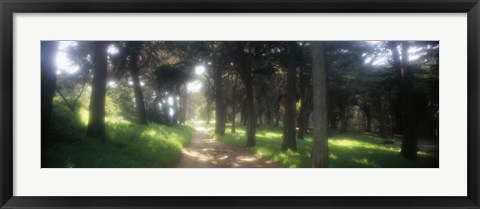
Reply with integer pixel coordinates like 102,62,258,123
187,80,203,93
107,45,120,55
194,65,206,75
167,96,174,106
55,41,80,75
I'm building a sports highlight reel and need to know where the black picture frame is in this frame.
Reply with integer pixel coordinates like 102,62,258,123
1,0,479,208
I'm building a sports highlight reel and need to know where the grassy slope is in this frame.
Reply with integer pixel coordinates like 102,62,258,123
209,124,439,168
42,102,194,168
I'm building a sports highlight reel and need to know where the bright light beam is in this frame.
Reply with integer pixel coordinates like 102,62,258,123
187,80,203,93
195,65,206,75
107,45,119,55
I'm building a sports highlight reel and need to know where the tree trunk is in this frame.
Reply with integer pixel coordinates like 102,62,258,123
390,41,418,160
258,108,264,125
231,74,239,133
297,69,307,140
240,100,247,125
311,41,329,168
274,96,281,127
297,100,306,139
206,100,212,124
267,107,274,127
41,41,58,142
282,42,297,151
213,43,227,136
245,78,256,146
179,84,187,124
129,50,148,125
340,98,348,132
238,43,256,147
87,42,108,139
393,93,403,134
364,99,371,132
379,94,387,138
298,82,312,139
399,41,418,160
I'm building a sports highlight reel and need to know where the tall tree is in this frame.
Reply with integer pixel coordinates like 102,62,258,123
295,42,313,139
178,83,187,124
282,42,297,151
297,67,312,140
87,42,108,138
389,41,418,160
206,100,213,124
231,72,239,133
109,41,149,124
41,41,58,142
378,93,389,138
127,42,148,124
312,41,329,168
213,42,227,136
237,42,256,146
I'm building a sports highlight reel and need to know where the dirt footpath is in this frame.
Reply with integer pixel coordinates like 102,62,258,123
175,124,281,168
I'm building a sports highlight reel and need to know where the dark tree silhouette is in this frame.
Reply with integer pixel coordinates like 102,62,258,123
282,42,297,151
213,42,227,136
237,42,256,147
231,73,239,133
297,67,312,140
41,41,58,142
127,42,148,124
178,83,187,124
312,41,329,168
389,41,418,160
87,42,108,138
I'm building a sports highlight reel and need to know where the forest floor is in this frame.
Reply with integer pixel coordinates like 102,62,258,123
205,122,439,168
42,101,194,168
175,122,282,168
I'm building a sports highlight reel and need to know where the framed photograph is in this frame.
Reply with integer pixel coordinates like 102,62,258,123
1,0,479,208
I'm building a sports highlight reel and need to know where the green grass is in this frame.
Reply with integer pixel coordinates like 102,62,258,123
42,102,194,168
210,124,439,168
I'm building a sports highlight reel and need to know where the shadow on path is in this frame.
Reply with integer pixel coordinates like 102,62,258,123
176,122,281,168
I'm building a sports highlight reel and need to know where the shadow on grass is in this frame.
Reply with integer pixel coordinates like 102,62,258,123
212,124,439,168
42,102,194,168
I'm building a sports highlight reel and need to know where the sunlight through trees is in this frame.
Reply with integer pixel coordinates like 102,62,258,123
41,41,439,168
